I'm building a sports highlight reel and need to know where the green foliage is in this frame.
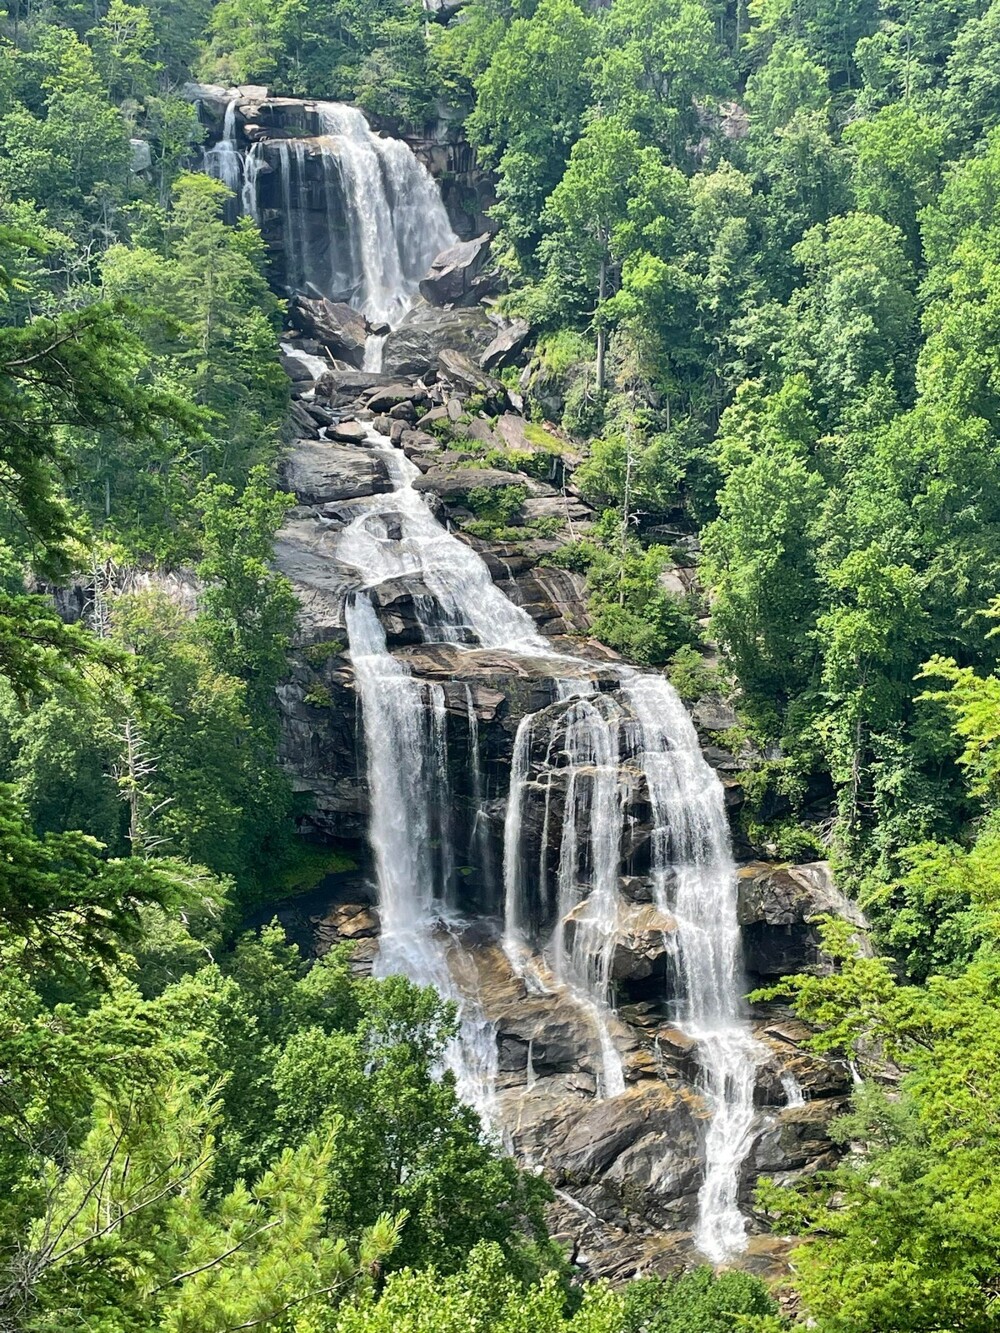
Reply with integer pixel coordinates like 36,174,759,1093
466,482,528,531
665,644,726,702
585,539,699,665
621,1266,783,1331
201,0,436,121
336,1241,623,1333
466,0,596,270
755,920,1000,1331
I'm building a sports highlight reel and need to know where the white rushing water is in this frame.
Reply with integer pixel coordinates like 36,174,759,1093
336,425,760,1251
345,590,499,1122
621,672,762,1262
204,97,242,196
203,95,455,366
239,94,766,1254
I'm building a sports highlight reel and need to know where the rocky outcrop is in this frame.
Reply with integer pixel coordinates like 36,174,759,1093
280,438,392,504
420,234,494,307
269,341,858,1282
738,861,870,981
382,303,494,378
290,296,370,367
481,318,531,371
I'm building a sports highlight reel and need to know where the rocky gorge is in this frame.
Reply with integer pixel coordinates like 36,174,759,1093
191,86,867,1284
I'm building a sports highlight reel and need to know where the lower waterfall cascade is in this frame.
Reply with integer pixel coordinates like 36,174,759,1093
197,88,850,1272
333,424,763,1261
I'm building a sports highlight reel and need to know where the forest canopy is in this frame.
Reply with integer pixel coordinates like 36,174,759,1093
1,0,1000,1327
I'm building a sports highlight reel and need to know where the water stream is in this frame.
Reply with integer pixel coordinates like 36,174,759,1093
335,426,760,1255
211,93,766,1259
203,96,454,367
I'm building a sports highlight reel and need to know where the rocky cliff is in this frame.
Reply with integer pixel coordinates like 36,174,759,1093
183,85,865,1281
270,334,861,1282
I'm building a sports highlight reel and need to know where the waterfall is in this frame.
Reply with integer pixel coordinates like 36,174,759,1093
204,98,242,198
781,1073,806,1108
620,672,761,1261
314,103,455,329
254,104,454,365
345,591,499,1123
202,94,455,365
336,422,760,1255
241,143,263,221
254,93,763,1257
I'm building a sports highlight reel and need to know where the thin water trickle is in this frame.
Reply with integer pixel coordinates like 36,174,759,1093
781,1073,806,1108
204,98,242,196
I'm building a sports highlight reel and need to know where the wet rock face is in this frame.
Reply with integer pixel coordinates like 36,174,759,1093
270,349,857,1280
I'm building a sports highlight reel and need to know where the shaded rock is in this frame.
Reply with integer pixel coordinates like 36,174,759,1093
312,902,380,941
563,901,679,994
130,138,152,173
754,1017,852,1103
654,1025,699,1065
281,439,391,504
748,1100,844,1175
292,295,368,368
481,318,531,371
549,1083,701,1196
413,467,528,504
305,403,336,427
317,370,404,401
328,421,367,444
467,417,499,446
366,383,429,413
503,565,591,636
611,903,678,985
281,352,315,383
437,349,507,407
420,233,492,306
399,429,441,460
382,303,493,377
416,404,450,430
739,862,870,979
693,697,739,732
521,495,594,526
288,400,321,439
424,0,468,18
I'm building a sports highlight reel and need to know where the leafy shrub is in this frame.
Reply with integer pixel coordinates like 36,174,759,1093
667,644,727,701
466,483,527,528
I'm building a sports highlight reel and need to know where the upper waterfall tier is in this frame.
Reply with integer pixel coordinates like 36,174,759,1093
202,95,456,330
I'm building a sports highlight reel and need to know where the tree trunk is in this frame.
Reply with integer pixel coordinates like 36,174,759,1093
596,254,607,394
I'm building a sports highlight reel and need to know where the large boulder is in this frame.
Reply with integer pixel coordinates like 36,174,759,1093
291,296,368,368
129,139,152,173
480,318,531,371
280,439,392,504
738,861,870,979
365,383,429,413
424,0,468,18
382,303,493,377
437,349,508,408
413,466,552,506
420,234,493,307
